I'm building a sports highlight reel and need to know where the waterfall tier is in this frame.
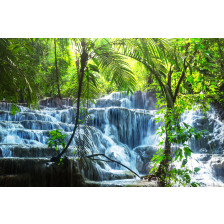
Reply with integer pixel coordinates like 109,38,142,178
0,91,224,186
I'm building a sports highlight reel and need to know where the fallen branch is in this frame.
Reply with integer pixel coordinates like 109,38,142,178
85,153,140,178
87,158,114,163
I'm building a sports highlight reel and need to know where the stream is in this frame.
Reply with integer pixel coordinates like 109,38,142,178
0,91,224,186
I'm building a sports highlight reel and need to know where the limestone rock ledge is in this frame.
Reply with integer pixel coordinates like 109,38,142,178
0,157,85,187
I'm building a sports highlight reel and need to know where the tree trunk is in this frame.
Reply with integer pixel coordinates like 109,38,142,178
156,106,172,187
51,39,88,162
54,39,61,98
156,133,171,186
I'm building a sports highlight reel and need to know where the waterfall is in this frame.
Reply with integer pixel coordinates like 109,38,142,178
0,92,224,186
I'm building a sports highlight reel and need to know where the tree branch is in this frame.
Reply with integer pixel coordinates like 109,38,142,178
167,65,174,100
85,153,140,178
173,45,197,103
173,58,187,102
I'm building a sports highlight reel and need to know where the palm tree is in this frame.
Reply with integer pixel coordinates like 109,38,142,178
51,38,137,161
117,38,198,186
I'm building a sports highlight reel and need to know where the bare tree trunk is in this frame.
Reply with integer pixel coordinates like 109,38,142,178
51,39,88,162
54,39,61,98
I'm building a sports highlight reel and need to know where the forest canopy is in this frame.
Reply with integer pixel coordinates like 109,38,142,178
0,38,223,108
1,38,224,186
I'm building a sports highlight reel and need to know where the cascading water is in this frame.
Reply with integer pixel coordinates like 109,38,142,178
179,108,224,186
0,91,223,186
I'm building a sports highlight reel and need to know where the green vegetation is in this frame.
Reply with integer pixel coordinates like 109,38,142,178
47,129,66,151
151,107,207,186
0,38,38,107
1,38,224,186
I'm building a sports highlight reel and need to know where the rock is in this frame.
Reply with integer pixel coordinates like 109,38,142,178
212,100,224,121
95,99,121,108
144,162,155,174
39,97,73,108
0,157,86,187
105,145,131,170
211,159,224,178
133,145,158,174
78,158,135,181
198,154,213,162
199,148,210,154
135,154,144,172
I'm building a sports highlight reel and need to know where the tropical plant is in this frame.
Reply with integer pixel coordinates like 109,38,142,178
1,38,223,185
31,38,73,98
116,38,209,186
50,38,137,162
0,38,38,107
47,129,67,151
150,106,207,186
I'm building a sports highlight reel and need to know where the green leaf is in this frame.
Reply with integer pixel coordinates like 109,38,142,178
184,147,192,158
11,104,20,115
191,182,200,187
187,76,195,86
194,167,200,173
181,159,187,167
47,129,66,152
197,75,202,81
200,94,203,100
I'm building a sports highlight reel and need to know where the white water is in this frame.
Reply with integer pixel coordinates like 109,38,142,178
0,92,224,185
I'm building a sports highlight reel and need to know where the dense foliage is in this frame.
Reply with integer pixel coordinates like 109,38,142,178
1,38,223,105
1,38,223,186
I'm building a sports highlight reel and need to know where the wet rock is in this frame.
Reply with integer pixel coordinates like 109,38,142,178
212,100,224,121
95,99,121,108
0,144,76,158
211,158,224,178
21,120,61,131
105,145,131,169
199,148,210,154
134,145,158,174
39,97,73,108
105,107,156,148
103,91,158,110
78,158,135,181
0,157,85,187
198,154,213,162
1,92,224,185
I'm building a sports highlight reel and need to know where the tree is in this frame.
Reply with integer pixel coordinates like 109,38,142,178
31,38,73,98
117,38,205,186
54,38,61,98
193,38,224,108
0,38,38,107
51,38,137,161
119,38,224,186
2,38,223,185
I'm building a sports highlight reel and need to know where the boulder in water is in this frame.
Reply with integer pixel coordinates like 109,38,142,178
134,145,158,174
211,157,224,179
